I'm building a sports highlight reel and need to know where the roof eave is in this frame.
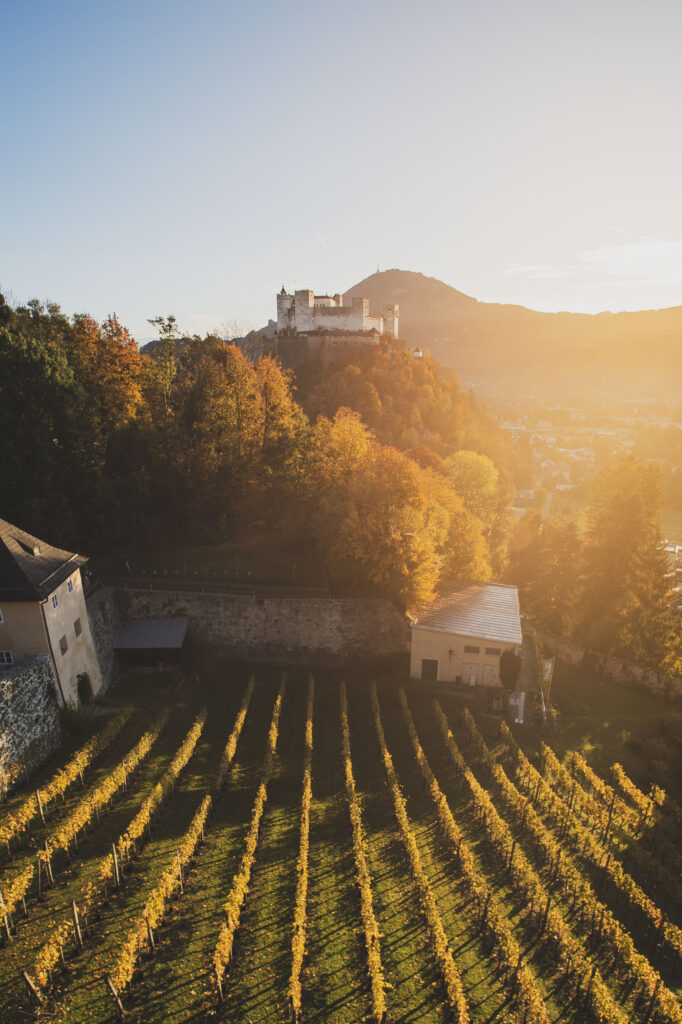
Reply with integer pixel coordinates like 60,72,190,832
412,623,522,646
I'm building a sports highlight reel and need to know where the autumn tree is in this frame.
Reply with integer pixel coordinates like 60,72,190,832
307,408,373,494
316,445,490,608
443,450,499,525
71,313,142,429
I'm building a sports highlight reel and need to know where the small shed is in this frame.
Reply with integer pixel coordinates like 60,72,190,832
114,618,189,668
410,583,522,688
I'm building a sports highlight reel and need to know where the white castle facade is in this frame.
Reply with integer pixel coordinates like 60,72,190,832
276,288,399,339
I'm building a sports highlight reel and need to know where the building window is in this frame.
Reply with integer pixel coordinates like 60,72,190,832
74,618,82,637
486,647,502,656
464,645,480,654
0,608,3,624
51,594,59,610
59,635,68,656
0,651,13,665
67,579,74,594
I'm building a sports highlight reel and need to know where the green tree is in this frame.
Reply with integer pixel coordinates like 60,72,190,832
579,457,674,666
443,450,499,525
500,649,522,692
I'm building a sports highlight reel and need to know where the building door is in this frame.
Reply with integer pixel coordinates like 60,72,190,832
462,663,479,686
421,658,438,682
77,673,94,705
482,664,500,686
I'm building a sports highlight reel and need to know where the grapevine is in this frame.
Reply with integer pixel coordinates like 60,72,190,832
31,708,208,989
399,691,550,1024
288,677,314,1022
339,682,387,1024
212,678,286,999
0,707,132,853
370,684,469,1024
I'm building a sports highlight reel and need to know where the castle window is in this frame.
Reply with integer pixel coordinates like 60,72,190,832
51,594,59,610
67,579,74,594
0,651,12,665
74,618,82,637
59,635,68,656
486,647,502,656
464,645,480,654
0,609,3,624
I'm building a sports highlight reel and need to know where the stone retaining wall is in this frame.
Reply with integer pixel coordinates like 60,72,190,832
0,655,62,791
116,588,407,667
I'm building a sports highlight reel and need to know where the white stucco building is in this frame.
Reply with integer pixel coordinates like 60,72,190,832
410,582,522,687
0,518,104,706
276,288,399,338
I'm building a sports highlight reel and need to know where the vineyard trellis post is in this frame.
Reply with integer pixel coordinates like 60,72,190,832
72,900,83,949
22,970,43,1005
105,974,126,1020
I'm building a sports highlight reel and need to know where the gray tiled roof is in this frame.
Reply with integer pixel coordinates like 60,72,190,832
414,582,522,645
0,518,87,602
114,618,189,651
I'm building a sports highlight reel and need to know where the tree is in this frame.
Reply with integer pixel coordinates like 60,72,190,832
0,326,89,540
500,649,522,692
146,314,180,413
71,313,142,430
255,354,302,458
317,446,490,609
579,457,674,666
308,408,373,494
443,450,499,526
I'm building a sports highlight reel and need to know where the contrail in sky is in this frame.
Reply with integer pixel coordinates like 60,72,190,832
595,224,665,244
313,229,333,255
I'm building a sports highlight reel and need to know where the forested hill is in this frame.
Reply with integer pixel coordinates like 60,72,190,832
345,270,682,398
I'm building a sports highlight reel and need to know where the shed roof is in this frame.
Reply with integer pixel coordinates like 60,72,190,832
114,618,189,651
0,518,87,602
414,583,522,646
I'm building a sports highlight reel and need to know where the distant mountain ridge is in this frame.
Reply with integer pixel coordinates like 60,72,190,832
344,270,682,398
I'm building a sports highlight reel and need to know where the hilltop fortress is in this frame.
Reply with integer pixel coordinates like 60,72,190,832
276,288,399,339
236,286,405,369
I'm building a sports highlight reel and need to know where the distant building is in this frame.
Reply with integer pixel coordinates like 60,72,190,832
276,288,399,339
0,518,104,706
410,582,522,687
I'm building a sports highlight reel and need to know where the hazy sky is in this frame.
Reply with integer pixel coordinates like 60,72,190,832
2,0,681,341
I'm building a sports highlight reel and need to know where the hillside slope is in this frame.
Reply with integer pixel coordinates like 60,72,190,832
345,270,682,398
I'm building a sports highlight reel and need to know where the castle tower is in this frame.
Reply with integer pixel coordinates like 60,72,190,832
276,288,294,332
382,303,399,339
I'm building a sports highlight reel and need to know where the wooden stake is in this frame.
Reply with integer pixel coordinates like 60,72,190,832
145,913,155,950
36,789,46,825
214,966,223,1002
176,855,183,892
105,974,125,1020
22,971,43,1005
112,844,121,888
72,900,83,949
44,842,55,886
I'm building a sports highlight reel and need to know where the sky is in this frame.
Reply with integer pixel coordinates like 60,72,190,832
2,0,681,342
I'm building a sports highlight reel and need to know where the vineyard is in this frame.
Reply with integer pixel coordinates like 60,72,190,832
0,668,681,1024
